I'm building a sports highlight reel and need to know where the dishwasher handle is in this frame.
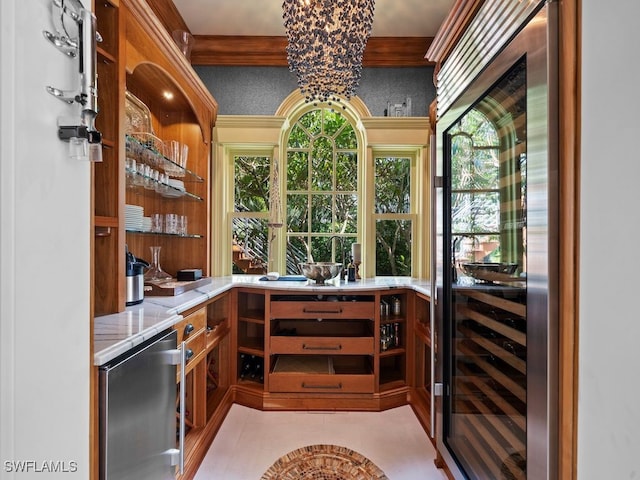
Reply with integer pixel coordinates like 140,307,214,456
177,342,186,473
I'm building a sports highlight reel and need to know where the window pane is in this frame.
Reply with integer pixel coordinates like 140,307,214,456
234,155,270,212
286,236,308,274
311,236,332,263
323,109,347,136
375,157,411,214
299,110,322,136
287,151,308,191
232,217,268,273
336,152,357,191
288,124,310,148
311,136,333,190
310,194,332,233
335,124,357,148
375,219,412,276
335,194,357,233
287,194,308,232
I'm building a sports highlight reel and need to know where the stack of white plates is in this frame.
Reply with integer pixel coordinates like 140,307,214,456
125,204,144,231
163,179,186,198
168,179,185,191
141,216,152,232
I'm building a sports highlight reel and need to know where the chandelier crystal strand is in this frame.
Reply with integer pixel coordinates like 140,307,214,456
283,0,375,104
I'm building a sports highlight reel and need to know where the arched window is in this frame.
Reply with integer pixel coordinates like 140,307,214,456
284,108,359,274
216,93,429,279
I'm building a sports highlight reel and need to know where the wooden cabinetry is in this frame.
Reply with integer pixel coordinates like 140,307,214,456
378,291,409,391
174,293,232,480
232,289,266,409
228,289,426,411
94,0,125,316
410,292,433,436
92,0,217,317
269,294,376,395
92,5,221,478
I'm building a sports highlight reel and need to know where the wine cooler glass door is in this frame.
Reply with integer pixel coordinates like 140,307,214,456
435,3,558,479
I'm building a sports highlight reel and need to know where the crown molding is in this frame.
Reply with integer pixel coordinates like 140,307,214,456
190,36,436,67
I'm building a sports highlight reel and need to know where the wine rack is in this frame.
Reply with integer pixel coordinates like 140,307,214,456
235,289,266,390
379,292,408,390
450,286,526,479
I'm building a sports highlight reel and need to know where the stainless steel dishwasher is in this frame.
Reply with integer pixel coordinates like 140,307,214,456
99,329,185,480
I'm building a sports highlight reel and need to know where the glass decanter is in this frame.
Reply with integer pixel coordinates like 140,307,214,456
144,245,172,281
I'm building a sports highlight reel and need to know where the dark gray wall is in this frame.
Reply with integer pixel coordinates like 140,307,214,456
194,66,435,117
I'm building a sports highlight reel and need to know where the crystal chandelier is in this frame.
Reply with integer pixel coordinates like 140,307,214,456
283,0,375,104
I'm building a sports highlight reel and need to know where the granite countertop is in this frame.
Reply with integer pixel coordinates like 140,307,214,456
94,275,431,366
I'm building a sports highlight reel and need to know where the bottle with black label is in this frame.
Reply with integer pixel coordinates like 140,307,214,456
347,257,356,282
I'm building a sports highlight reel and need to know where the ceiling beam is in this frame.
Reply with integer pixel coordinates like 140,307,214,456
190,35,435,67
146,0,436,67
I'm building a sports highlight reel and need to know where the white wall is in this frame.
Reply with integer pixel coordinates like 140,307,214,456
579,0,640,478
0,0,91,478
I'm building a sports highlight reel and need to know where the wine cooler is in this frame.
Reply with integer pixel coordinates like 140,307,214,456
433,2,559,479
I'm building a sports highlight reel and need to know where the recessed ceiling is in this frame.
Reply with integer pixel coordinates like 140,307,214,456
172,0,456,37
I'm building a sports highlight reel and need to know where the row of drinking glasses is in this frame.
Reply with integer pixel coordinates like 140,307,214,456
125,135,188,177
125,157,174,193
151,213,188,236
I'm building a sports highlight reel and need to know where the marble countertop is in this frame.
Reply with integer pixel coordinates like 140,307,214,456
94,275,431,366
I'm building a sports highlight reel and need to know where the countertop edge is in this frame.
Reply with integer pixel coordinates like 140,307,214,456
94,276,431,365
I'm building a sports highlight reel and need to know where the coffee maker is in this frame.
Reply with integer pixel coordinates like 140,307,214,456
125,246,149,306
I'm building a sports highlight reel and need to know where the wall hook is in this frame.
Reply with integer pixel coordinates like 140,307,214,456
44,0,103,161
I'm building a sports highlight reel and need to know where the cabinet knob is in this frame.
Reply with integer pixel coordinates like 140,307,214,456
184,323,194,336
185,348,194,361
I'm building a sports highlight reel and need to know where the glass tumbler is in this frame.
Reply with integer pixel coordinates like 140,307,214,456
151,213,163,233
165,213,178,234
178,215,188,236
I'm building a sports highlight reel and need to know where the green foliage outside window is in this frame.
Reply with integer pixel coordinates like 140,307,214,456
374,157,412,276
232,155,270,273
285,108,357,273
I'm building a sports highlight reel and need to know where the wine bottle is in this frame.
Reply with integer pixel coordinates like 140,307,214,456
239,354,251,380
249,355,257,378
253,357,264,383
394,322,400,347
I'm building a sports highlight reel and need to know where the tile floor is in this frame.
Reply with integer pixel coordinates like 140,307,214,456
194,404,449,480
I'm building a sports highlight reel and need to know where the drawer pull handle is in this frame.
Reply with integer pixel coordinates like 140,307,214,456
303,307,343,314
301,382,343,389
185,348,194,361
184,323,194,336
302,344,342,351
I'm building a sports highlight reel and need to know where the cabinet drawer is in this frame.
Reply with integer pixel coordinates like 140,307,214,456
270,301,374,319
179,330,205,376
175,308,206,344
269,373,374,393
271,336,374,355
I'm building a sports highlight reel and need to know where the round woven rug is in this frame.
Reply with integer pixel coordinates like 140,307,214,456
260,444,389,480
